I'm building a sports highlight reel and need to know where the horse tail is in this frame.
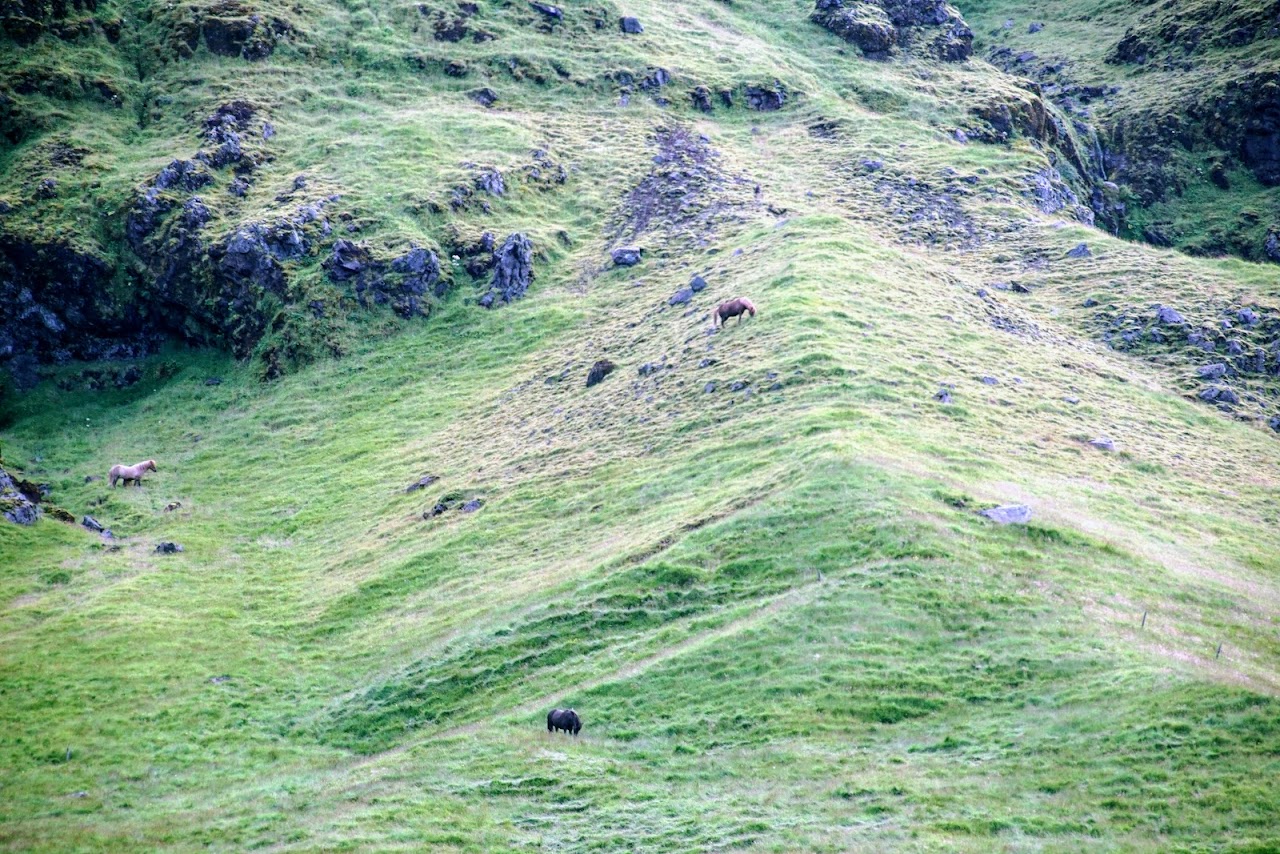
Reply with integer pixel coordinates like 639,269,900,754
711,306,720,328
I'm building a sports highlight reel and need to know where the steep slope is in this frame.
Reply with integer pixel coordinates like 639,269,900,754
2,0,1280,851
964,0,1280,261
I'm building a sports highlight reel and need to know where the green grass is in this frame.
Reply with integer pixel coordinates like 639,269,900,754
3,0,1280,850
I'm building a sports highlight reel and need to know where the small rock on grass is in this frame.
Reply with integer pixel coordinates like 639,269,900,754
1089,437,1116,452
979,504,1032,525
155,542,184,554
612,247,643,266
1065,243,1091,259
586,359,616,387
406,475,439,493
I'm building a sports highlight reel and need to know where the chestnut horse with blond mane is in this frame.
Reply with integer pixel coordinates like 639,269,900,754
712,297,757,328
109,460,157,488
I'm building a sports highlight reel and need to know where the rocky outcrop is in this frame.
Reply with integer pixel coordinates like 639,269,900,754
479,233,534,308
0,465,40,525
811,0,972,62
0,235,151,388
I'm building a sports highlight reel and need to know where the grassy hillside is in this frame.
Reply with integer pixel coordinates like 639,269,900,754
2,0,1280,850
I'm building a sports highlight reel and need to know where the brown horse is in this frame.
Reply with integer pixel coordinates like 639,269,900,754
713,297,757,328
109,460,157,488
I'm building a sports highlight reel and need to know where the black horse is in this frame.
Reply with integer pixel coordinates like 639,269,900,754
547,708,582,736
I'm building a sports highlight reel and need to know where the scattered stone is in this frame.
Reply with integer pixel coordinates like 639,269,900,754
81,515,104,532
934,388,953,404
84,475,101,483
1237,308,1259,325
1198,385,1240,404
620,15,643,33
668,287,694,306
406,475,439,493
155,542,184,553
209,675,232,684
468,87,499,107
953,129,969,144
612,247,643,266
262,121,275,139
1082,297,1099,308
690,86,714,113
1227,339,1245,356
1197,363,1228,380
529,2,562,21
979,504,1032,525
704,381,718,393
69,791,88,799
638,362,663,376
1064,396,1080,405
459,498,484,512
980,376,998,385
698,358,717,368
426,503,448,518
163,501,183,512
861,159,884,172
1089,437,1116,451
1155,305,1186,325
1065,242,1091,259
689,274,708,292
205,377,223,386
586,359,616,387
1028,21,1043,33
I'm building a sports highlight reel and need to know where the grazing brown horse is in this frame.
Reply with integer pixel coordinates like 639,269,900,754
109,460,157,488
713,297,757,328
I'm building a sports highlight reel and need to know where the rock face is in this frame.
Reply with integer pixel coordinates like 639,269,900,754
620,16,643,33
811,0,972,62
0,235,141,388
479,233,534,308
